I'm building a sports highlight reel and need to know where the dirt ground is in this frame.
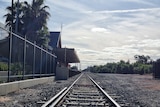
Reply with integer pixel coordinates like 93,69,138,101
0,73,160,107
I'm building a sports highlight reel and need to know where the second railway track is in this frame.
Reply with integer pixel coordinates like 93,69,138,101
42,73,122,107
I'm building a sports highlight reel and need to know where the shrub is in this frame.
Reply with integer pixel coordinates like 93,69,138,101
11,63,23,75
0,62,8,71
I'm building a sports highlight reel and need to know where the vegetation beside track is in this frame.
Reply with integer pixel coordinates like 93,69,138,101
87,55,160,78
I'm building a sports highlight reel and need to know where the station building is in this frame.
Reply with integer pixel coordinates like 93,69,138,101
0,22,80,81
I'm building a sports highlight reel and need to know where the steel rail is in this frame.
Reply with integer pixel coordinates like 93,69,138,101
42,73,121,107
41,73,83,107
41,87,67,107
88,75,121,107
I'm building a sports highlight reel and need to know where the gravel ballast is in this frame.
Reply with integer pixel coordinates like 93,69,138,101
0,74,80,107
90,73,160,107
0,73,160,107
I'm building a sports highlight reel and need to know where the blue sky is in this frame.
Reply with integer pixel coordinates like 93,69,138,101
1,0,160,69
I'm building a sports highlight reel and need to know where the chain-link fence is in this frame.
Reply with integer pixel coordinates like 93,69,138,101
0,25,56,83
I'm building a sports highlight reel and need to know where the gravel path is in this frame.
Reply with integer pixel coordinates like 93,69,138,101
90,73,160,107
0,73,160,107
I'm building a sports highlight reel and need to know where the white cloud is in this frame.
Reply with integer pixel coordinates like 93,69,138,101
94,8,160,14
91,27,110,33
47,0,92,14
121,0,156,6
61,7,160,68
1,0,160,69
0,0,10,3
51,4,160,69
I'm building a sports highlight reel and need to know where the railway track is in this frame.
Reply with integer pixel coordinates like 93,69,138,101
42,73,122,107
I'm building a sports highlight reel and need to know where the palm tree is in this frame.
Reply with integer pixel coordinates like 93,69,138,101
4,1,24,33
22,0,50,46
4,1,25,63
4,0,50,46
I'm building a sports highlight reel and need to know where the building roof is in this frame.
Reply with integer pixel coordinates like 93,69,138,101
49,32,61,48
49,31,80,64
53,48,80,63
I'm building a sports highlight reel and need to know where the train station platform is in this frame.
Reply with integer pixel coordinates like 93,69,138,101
0,76,54,95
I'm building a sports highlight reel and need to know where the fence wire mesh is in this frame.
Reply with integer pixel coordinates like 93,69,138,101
0,25,56,83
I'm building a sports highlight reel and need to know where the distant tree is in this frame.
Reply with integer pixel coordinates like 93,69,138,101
89,58,152,75
117,60,133,74
134,55,151,64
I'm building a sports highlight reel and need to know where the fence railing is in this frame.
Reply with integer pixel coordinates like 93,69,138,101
0,25,57,83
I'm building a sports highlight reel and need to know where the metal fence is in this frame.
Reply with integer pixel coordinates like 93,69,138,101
0,25,57,83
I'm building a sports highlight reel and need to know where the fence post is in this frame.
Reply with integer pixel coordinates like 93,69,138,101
22,35,26,80
40,45,43,77
33,41,36,78
51,54,54,74
8,26,12,82
54,57,57,75
50,55,52,74
45,48,48,75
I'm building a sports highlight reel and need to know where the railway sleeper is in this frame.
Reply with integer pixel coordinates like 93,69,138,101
63,102,109,107
74,84,95,87
70,92,102,96
65,97,106,102
71,90,99,93
42,73,121,107
67,94,103,99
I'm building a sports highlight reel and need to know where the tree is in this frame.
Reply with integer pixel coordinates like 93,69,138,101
89,59,152,74
134,55,151,64
22,0,50,46
4,0,50,46
4,1,24,32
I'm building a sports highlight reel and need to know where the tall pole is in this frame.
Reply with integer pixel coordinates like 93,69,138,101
8,26,12,82
64,46,66,66
23,35,26,80
12,0,14,28
8,0,14,82
60,23,63,34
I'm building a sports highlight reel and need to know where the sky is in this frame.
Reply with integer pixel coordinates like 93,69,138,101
0,0,160,69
